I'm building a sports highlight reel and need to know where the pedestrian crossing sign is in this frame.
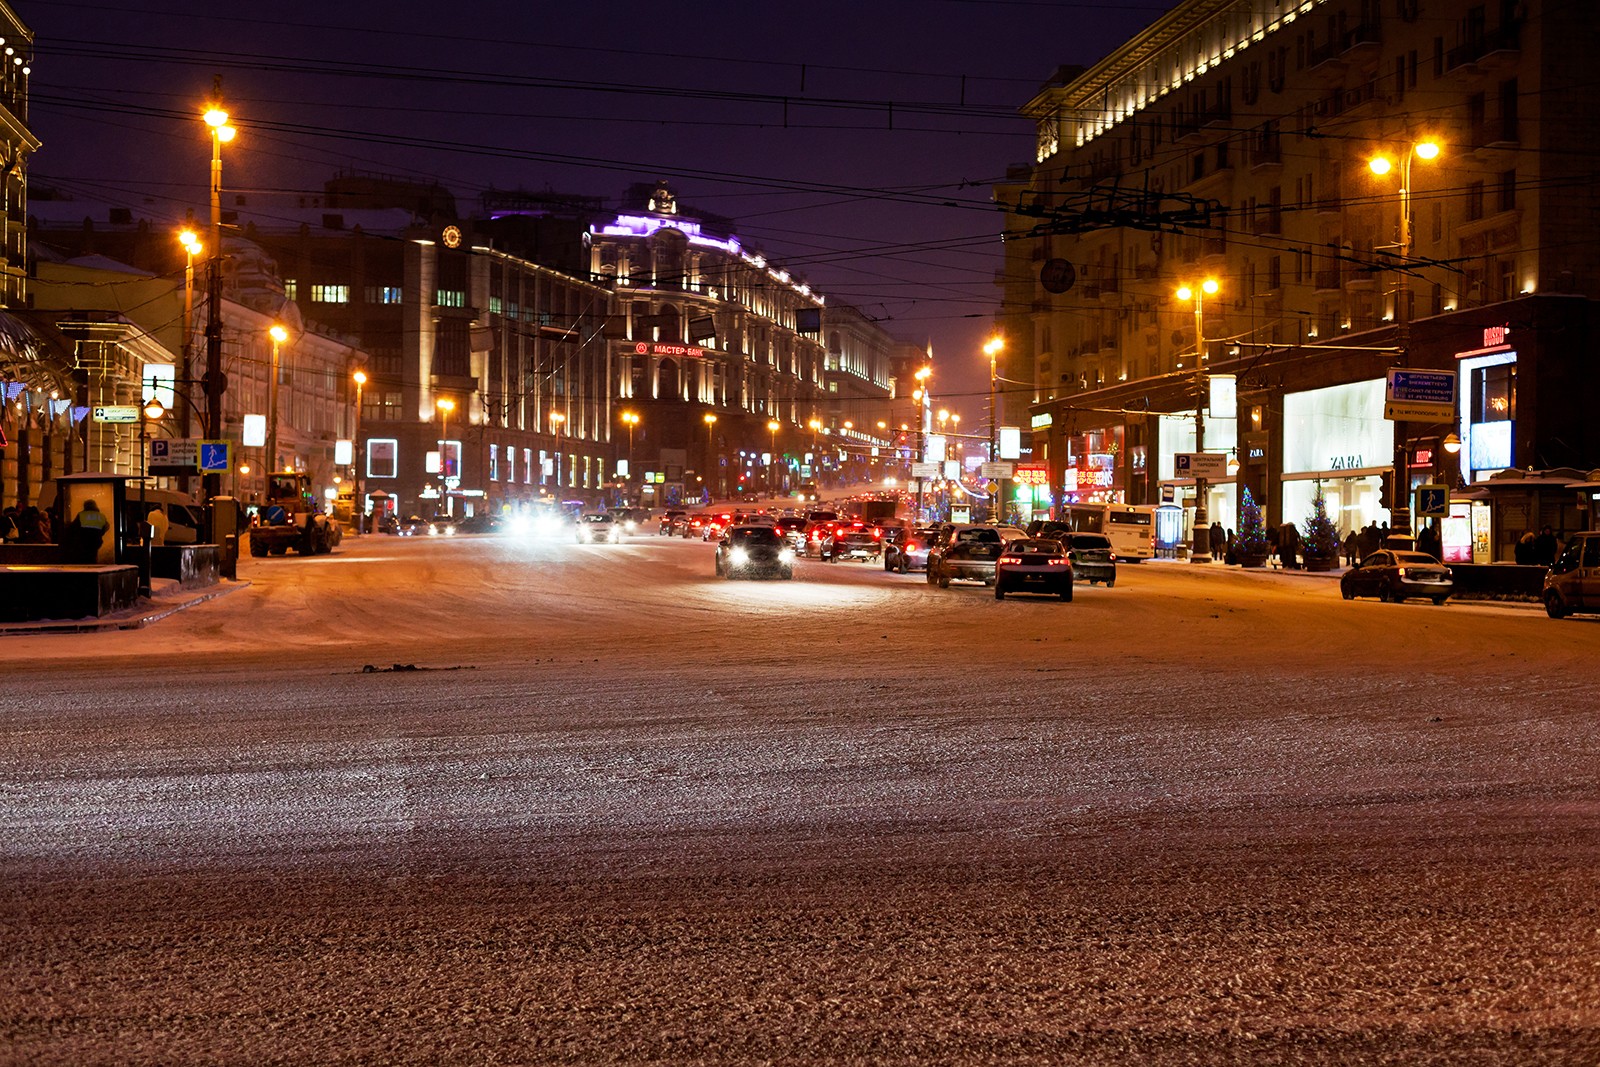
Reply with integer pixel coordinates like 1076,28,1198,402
198,440,232,473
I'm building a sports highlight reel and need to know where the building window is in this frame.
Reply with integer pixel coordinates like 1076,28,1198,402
284,278,297,301
1498,169,1516,213
505,444,515,483
489,445,499,482
436,290,466,308
1466,181,1485,221
367,438,398,479
364,286,402,304
523,448,534,484
310,284,350,303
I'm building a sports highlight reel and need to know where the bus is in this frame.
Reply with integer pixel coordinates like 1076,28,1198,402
1058,503,1157,562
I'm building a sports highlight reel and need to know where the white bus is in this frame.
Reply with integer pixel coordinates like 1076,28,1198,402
1058,503,1157,562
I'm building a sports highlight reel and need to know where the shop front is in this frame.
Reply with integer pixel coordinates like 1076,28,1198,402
1280,379,1390,538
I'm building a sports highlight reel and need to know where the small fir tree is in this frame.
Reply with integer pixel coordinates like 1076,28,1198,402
1303,481,1341,560
1237,486,1268,556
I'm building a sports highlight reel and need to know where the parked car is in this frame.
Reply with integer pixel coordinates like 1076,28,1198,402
994,538,1074,600
1065,532,1117,586
1338,549,1452,604
926,527,1007,588
715,524,797,580
1543,532,1600,618
576,512,623,544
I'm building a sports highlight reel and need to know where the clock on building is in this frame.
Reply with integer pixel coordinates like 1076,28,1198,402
441,225,462,248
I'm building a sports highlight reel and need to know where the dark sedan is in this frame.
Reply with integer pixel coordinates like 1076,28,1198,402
1339,550,1453,604
995,538,1074,601
926,534,1004,588
715,525,797,580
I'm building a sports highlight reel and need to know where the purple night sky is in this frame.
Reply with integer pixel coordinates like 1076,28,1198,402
23,0,1166,404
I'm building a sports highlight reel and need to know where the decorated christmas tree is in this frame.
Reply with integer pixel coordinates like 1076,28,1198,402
1302,481,1341,560
1237,486,1268,556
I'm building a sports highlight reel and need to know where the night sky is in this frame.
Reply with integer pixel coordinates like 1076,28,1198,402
22,0,1167,404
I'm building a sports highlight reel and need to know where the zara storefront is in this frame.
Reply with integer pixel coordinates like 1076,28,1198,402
1280,379,1392,538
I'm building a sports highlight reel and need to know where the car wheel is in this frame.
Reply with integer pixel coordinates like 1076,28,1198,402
926,567,936,585
1545,592,1569,619
1106,577,1115,588
1060,584,1073,602
781,568,793,580
1341,586,1354,600
898,557,909,575
937,571,950,589
715,559,723,576
994,584,1006,600
1432,596,1448,606
1378,585,1392,603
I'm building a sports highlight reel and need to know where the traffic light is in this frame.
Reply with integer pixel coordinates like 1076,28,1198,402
1378,471,1393,510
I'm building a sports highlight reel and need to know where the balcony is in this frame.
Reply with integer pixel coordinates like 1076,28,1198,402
1446,23,1522,79
1314,268,1344,292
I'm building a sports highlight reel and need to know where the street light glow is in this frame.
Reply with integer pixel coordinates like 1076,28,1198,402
269,324,288,344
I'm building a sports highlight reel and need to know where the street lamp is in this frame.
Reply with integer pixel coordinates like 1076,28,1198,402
202,94,236,502
1176,278,1219,562
549,409,566,492
913,365,932,520
177,230,202,446
1371,139,1441,532
767,419,781,496
620,410,640,495
138,395,165,597
352,370,367,533
704,412,719,500
266,324,288,477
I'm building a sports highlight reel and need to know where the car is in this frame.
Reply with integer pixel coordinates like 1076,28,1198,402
658,509,687,536
882,523,937,574
925,523,1022,576
575,512,623,544
700,511,734,541
801,519,841,559
1064,532,1117,586
776,515,809,549
796,482,821,503
994,538,1075,600
1543,532,1600,618
715,524,797,579
827,522,883,563
1339,549,1453,604
454,513,502,535
926,526,1007,588
682,511,715,539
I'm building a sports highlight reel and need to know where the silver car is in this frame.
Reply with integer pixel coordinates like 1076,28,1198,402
1066,532,1117,586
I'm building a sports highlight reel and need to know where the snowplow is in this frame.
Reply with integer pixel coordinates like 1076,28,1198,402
247,472,342,557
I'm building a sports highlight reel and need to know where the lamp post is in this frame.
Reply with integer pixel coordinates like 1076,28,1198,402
202,93,235,503
620,410,639,500
1370,139,1441,533
265,323,288,478
984,335,1005,522
352,369,367,534
913,365,931,521
549,409,565,494
138,396,164,597
1176,279,1219,562
437,397,458,513
767,419,781,496
704,412,719,500
177,230,202,445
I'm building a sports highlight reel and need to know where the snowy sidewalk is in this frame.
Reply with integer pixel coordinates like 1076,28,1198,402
0,577,250,635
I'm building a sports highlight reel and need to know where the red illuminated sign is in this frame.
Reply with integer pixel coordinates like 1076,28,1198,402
1013,464,1049,486
1483,324,1511,348
633,342,704,357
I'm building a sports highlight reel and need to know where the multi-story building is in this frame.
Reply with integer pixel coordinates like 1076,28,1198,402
999,0,1600,557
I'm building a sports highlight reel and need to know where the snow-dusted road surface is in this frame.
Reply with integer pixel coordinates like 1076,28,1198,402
3,533,1596,1064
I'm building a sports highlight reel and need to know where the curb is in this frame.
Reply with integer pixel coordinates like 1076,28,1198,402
0,580,251,635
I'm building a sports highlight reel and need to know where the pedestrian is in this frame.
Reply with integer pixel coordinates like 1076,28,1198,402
1266,524,1280,566
0,506,17,543
1534,525,1559,567
146,506,169,547
1417,521,1442,561
1344,529,1359,566
17,505,49,544
1515,531,1538,565
68,499,110,563
34,507,52,545
1209,520,1225,561
1280,522,1300,570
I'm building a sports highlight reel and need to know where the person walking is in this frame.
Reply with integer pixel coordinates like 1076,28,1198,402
1344,529,1359,567
1534,525,1559,567
1515,531,1538,565
1209,520,1225,562
0,506,17,543
1280,522,1300,570
1417,522,1442,561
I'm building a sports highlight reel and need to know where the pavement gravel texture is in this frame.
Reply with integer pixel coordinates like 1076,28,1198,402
1,532,1597,1064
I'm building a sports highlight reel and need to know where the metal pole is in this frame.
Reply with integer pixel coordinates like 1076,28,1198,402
1391,152,1415,535
353,377,364,535
139,407,152,597
1191,291,1212,563
266,335,280,479
203,82,226,505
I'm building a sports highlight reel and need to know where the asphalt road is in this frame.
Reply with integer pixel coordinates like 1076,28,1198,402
3,531,1598,1064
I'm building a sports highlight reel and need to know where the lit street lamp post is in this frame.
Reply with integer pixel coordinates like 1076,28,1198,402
767,419,781,497
1176,279,1218,563
201,92,235,503
138,395,165,597
620,411,639,501
266,324,288,478
549,410,565,495
1370,139,1441,534
352,370,367,534
704,413,719,500
913,366,931,521
984,335,1005,523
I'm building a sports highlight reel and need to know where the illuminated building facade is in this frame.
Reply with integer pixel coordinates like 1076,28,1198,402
999,0,1600,556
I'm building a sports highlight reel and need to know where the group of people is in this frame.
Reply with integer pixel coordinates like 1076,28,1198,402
0,505,54,545
1514,525,1561,566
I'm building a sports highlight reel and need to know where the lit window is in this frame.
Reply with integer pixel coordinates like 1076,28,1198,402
436,290,466,308
310,284,350,303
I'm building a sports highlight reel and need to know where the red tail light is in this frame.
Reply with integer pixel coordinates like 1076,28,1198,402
1047,558,1070,566
999,555,1022,565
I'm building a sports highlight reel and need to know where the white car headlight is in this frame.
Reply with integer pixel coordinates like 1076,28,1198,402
779,548,796,564
730,548,749,565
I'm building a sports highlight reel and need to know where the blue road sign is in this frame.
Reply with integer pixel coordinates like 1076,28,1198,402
1388,369,1456,404
1416,484,1449,518
198,440,231,473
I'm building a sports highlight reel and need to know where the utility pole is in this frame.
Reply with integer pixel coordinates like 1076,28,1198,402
202,77,234,504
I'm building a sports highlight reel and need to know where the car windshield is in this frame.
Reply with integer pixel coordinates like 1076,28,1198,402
581,514,612,523
955,528,1000,543
1391,551,1438,564
731,527,783,545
